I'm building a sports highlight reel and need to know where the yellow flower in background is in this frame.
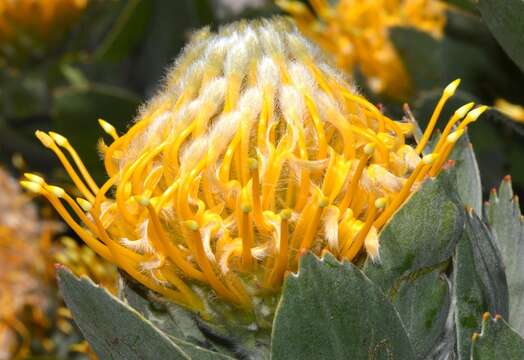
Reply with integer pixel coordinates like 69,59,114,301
0,167,114,358
277,0,446,99
494,99,524,124
0,0,88,63
55,236,117,294
0,167,53,359
25,19,485,320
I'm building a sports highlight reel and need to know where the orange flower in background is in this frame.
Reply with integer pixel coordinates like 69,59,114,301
0,167,53,359
277,0,446,99
25,19,485,322
0,167,115,358
0,0,88,63
54,236,117,294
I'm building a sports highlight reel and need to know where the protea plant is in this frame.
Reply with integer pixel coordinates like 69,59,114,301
23,18,524,359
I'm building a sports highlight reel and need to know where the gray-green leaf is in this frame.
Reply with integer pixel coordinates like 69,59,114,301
362,173,464,358
485,177,524,337
271,253,415,360
58,267,231,360
471,314,524,359
453,210,509,360
119,274,261,359
364,175,464,292
465,211,509,318
449,134,483,214
391,271,451,359
57,267,190,359
119,274,210,345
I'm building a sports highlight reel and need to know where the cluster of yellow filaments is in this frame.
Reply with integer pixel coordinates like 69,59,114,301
0,168,53,359
277,0,446,99
23,19,486,316
0,0,88,62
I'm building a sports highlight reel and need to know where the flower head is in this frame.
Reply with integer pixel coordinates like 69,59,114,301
277,0,446,98
26,19,485,319
0,0,88,63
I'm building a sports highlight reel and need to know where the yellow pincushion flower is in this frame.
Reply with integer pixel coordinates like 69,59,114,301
25,19,485,318
0,0,88,63
277,0,446,99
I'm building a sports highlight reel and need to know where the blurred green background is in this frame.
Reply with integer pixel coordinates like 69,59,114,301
1,0,523,206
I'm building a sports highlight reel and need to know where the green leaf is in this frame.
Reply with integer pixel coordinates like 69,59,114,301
51,84,140,179
441,36,497,96
453,210,509,359
448,133,483,214
479,0,524,72
119,274,255,359
391,271,451,359
443,10,524,102
465,211,509,319
56,267,190,359
443,0,479,13
1,73,47,119
362,174,463,358
454,232,487,360
119,275,214,348
95,0,153,62
170,337,234,360
364,175,464,291
390,26,443,93
471,314,524,359
134,0,212,93
271,254,415,360
485,177,524,337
